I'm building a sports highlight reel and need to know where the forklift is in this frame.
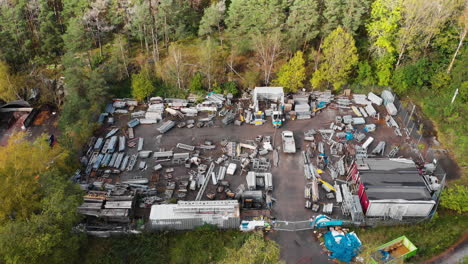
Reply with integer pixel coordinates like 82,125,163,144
272,104,285,128
254,111,265,125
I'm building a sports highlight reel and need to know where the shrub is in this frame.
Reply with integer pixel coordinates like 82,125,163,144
441,184,468,213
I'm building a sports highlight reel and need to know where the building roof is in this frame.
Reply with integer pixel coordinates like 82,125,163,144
150,201,240,221
254,87,284,95
359,158,432,201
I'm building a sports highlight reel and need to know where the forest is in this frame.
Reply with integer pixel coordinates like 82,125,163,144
0,0,466,263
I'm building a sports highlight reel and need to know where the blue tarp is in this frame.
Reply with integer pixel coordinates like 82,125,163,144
324,231,362,263
317,101,327,108
104,104,115,114
345,132,354,140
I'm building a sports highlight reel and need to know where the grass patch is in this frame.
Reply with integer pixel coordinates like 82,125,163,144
356,210,468,263
80,225,252,264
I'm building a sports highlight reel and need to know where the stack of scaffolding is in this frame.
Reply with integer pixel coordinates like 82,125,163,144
295,104,311,119
144,103,164,123
157,120,176,134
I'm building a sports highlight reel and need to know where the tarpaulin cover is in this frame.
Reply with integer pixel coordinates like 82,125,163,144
324,231,362,263
345,132,354,140
317,101,327,108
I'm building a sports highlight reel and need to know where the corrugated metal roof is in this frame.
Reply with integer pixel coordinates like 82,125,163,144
359,158,431,201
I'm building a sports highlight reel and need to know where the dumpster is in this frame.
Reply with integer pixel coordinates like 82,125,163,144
369,236,417,264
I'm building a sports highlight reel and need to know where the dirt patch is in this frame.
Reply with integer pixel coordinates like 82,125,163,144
33,110,51,125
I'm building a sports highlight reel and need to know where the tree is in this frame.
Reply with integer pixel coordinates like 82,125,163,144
132,67,155,101
311,27,358,90
157,44,190,91
189,72,204,94
252,32,283,85
105,34,130,81
447,3,468,73
322,0,371,36
355,61,376,86
0,133,70,221
198,37,224,90
219,232,282,264
0,0,35,67
0,61,22,101
285,0,320,50
0,151,83,264
82,0,115,57
38,0,64,63
441,184,468,213
273,51,306,93
226,0,287,37
198,0,226,37
366,0,402,85
395,0,461,66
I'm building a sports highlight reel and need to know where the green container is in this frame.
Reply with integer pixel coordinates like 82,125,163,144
369,236,417,264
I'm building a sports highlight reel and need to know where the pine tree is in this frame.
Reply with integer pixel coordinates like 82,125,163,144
131,67,155,101
38,0,64,63
285,0,320,50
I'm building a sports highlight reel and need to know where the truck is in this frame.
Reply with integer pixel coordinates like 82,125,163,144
281,131,296,153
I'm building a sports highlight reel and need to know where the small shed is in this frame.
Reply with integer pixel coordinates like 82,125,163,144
253,87,284,111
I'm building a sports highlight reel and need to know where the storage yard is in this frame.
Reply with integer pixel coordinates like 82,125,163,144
75,88,447,262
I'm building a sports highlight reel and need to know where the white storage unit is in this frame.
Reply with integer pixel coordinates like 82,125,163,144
385,102,398,116
227,163,237,175
365,200,435,217
381,90,395,105
367,92,383,106
246,172,256,190
365,104,377,116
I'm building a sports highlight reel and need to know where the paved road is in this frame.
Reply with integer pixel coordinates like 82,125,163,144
266,112,335,264
423,236,468,264
153,115,334,263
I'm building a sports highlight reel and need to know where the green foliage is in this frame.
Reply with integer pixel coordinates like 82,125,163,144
375,54,395,86
285,0,320,50
63,17,91,53
0,135,83,264
311,27,358,90
214,81,239,96
0,133,70,221
366,0,401,85
358,211,468,263
273,51,306,92
441,184,468,213
392,58,433,94
367,0,402,55
131,67,156,101
431,71,451,91
38,0,64,63
222,81,239,96
81,227,257,264
189,72,205,94
226,0,287,36
322,0,371,36
219,231,283,264
0,61,23,101
355,61,376,86
198,1,226,36
0,0,35,67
